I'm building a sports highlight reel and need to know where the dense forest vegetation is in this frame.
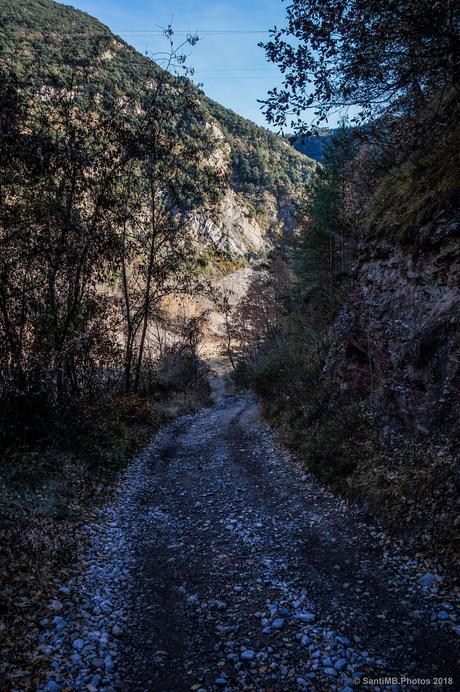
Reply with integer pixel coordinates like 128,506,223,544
0,0,313,476
289,129,334,163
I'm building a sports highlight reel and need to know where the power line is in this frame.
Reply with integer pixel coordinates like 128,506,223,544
114,30,270,35
194,75,280,80
8,28,270,36
194,68,277,73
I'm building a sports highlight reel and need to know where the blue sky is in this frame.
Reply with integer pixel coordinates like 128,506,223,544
68,0,289,128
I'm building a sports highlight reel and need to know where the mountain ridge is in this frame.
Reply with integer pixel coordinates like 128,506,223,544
0,0,314,258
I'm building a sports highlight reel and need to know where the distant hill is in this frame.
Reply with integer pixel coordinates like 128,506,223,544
290,130,335,163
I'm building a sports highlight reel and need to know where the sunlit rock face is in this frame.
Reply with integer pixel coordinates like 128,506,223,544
196,190,270,257
194,189,298,259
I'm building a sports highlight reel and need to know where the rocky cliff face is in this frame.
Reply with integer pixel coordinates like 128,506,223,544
198,189,297,258
198,190,270,257
192,120,299,258
326,220,460,438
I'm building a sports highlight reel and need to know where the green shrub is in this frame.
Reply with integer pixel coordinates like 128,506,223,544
297,403,373,486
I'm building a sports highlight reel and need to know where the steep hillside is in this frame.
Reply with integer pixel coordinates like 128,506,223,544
0,0,314,258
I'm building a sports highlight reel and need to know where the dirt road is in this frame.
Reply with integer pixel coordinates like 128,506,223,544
120,395,459,690
38,393,459,691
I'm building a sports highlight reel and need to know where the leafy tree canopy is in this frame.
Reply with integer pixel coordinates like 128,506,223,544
261,0,460,132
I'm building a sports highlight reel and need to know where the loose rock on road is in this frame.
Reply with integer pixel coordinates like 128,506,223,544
38,394,459,691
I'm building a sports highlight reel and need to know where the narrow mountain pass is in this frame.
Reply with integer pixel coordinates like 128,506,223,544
38,394,459,692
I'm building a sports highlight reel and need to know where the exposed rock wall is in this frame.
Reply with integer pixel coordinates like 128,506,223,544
326,222,460,437
199,190,270,257
196,120,299,258
196,189,297,258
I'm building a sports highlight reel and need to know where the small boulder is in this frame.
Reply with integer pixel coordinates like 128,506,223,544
324,667,338,677
418,573,441,588
335,658,347,671
43,682,61,692
297,612,315,623
241,649,255,661
50,600,64,612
